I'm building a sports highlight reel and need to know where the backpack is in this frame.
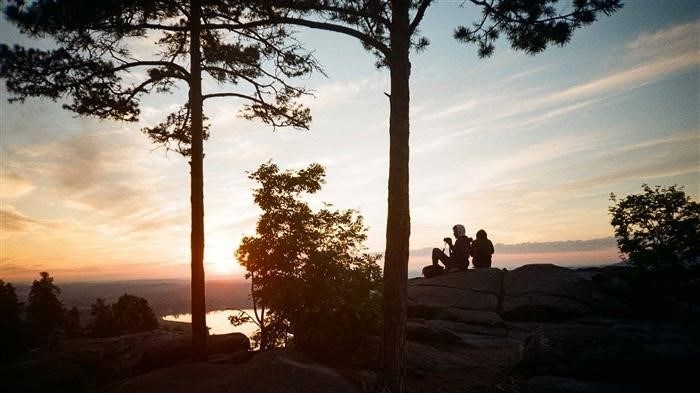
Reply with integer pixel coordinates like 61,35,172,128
422,264,445,278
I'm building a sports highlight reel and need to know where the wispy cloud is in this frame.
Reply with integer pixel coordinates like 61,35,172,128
0,173,35,199
415,19,699,139
628,20,700,59
420,100,477,121
549,52,698,103
1,208,42,234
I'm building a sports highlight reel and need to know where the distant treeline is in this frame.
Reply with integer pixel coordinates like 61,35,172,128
12,279,254,317
2,272,189,364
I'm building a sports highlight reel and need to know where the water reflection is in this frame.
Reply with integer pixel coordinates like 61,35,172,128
162,309,258,337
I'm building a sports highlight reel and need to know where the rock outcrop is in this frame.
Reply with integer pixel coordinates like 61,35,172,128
405,264,700,392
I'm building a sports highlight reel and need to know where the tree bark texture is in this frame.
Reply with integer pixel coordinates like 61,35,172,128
189,0,208,362
377,1,411,392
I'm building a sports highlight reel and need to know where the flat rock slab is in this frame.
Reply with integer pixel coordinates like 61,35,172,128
408,286,499,311
96,350,358,393
409,268,504,295
435,308,505,327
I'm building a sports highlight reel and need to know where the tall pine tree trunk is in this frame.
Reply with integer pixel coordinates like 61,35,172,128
378,1,411,392
189,0,207,362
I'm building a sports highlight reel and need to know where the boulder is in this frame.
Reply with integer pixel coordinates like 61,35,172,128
504,264,593,303
502,264,594,321
135,331,250,373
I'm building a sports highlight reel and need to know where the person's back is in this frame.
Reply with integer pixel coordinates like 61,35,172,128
451,235,470,271
471,229,494,268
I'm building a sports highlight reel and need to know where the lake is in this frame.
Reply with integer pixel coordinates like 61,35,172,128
162,309,259,337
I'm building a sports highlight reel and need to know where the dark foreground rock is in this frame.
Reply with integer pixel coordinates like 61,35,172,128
0,330,249,393
95,349,358,393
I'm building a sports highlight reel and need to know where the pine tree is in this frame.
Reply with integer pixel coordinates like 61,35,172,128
1,0,319,359
25,272,64,347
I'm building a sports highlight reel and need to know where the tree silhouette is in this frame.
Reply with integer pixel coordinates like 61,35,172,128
25,272,64,347
0,280,24,363
610,184,700,272
87,294,159,338
1,0,319,360
234,162,382,352
237,1,623,390
113,294,159,334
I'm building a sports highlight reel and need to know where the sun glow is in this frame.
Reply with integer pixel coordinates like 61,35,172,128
205,239,246,277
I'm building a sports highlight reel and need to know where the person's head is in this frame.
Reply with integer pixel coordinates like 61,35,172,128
476,229,487,240
452,224,466,238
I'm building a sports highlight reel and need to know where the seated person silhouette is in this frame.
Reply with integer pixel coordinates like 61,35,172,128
432,224,471,273
471,229,495,268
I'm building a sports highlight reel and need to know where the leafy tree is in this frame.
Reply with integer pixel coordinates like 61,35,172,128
610,184,700,272
87,294,158,338
234,162,382,353
0,280,24,363
237,1,623,389
112,294,159,334
25,272,65,347
1,0,319,359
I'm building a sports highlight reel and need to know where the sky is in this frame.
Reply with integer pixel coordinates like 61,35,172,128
1,1,699,283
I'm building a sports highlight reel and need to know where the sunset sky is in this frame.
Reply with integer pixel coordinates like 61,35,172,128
1,2,699,282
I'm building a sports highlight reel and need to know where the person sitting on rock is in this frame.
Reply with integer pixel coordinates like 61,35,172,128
470,229,494,268
432,224,471,272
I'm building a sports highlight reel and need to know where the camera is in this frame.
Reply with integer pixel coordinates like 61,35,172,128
443,237,451,243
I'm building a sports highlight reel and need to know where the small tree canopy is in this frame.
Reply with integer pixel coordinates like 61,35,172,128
235,162,382,352
609,184,700,272
112,293,159,334
25,272,65,346
87,294,158,338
